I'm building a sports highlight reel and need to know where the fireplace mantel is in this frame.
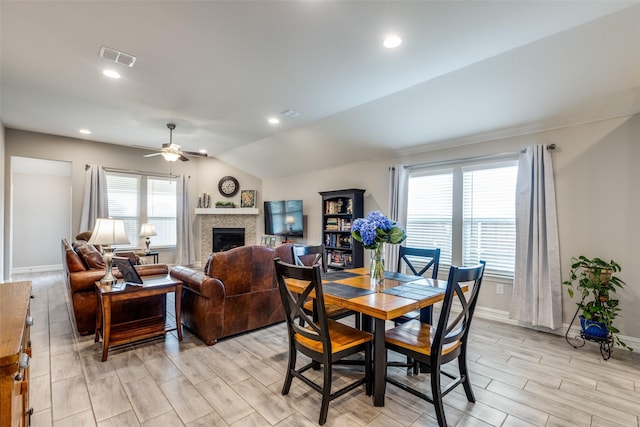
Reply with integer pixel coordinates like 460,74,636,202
195,208,259,215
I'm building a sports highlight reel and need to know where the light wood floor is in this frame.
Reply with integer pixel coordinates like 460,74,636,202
16,271,640,426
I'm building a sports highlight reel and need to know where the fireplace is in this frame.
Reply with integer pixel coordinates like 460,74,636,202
212,228,245,252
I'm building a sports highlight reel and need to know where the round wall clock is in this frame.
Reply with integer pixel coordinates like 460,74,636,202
218,176,239,197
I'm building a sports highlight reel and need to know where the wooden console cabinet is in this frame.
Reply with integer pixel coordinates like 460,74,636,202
0,281,33,427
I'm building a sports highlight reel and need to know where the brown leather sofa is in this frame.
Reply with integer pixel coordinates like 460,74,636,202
61,238,170,335
170,244,294,345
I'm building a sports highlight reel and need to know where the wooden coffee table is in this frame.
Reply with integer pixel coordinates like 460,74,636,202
94,275,182,361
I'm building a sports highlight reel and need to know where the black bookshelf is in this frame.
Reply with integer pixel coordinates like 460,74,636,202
319,189,365,270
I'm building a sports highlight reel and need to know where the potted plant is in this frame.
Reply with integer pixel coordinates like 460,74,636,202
562,255,632,351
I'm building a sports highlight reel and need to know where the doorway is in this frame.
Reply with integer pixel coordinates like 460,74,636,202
10,157,72,274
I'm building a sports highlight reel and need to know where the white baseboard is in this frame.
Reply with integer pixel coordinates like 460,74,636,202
12,264,63,274
473,305,640,350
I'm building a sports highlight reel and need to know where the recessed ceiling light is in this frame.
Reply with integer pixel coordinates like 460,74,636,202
383,35,402,49
268,117,280,125
102,69,121,79
79,129,92,135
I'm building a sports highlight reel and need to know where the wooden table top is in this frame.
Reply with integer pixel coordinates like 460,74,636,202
286,268,453,321
95,274,181,295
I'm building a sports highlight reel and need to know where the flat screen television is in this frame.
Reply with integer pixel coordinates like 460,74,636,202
264,200,303,237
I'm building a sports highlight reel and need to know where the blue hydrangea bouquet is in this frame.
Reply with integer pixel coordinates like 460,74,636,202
351,211,406,285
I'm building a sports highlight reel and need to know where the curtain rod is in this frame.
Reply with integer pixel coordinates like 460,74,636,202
85,164,179,179
404,144,556,170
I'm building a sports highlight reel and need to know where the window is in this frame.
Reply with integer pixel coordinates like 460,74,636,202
106,172,177,248
406,159,517,277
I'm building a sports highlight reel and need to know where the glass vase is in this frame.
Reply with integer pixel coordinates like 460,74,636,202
370,244,385,288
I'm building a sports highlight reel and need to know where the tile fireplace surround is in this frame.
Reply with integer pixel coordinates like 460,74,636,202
197,210,258,265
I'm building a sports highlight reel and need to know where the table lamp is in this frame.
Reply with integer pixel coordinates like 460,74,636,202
88,218,130,285
284,215,295,242
139,223,158,253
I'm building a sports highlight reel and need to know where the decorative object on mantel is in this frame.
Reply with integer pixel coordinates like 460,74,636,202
198,192,211,208
139,223,157,253
351,211,406,288
563,255,632,359
218,176,239,197
215,201,236,208
241,189,256,208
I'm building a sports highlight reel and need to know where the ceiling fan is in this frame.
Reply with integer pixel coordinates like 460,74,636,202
143,123,208,162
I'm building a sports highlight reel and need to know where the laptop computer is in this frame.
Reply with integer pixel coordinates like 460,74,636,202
111,256,144,286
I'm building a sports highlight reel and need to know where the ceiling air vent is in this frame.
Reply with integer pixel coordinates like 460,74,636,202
281,109,302,119
99,46,137,67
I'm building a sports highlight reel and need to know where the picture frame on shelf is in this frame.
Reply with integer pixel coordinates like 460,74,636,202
241,190,256,208
261,235,276,248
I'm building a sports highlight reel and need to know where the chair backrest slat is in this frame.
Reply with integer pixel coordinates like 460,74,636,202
397,246,440,278
274,258,330,348
292,244,327,273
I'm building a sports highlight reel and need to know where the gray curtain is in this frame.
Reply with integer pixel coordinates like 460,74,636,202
79,164,108,233
175,174,196,265
510,145,562,329
386,164,408,271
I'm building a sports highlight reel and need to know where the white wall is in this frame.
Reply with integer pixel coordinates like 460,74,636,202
0,123,5,279
262,114,640,343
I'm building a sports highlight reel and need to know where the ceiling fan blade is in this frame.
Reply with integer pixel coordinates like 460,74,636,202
182,150,208,158
143,152,163,158
179,155,190,162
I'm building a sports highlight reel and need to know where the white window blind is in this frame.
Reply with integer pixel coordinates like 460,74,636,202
106,173,141,247
147,177,176,246
462,163,517,277
106,172,177,248
407,159,518,278
406,171,453,267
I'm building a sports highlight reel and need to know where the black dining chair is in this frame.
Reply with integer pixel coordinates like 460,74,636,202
274,258,373,425
391,247,441,372
384,261,486,427
292,244,361,329
394,246,441,324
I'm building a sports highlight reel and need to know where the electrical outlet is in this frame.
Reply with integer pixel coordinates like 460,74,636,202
496,283,505,295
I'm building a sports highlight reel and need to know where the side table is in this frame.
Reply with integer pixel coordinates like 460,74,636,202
94,275,182,361
143,251,159,264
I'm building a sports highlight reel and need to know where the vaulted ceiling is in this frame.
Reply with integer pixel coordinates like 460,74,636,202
2,1,640,178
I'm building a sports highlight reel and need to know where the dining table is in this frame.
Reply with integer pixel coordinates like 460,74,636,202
285,267,457,407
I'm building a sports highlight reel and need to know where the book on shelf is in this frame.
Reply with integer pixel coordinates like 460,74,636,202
325,198,349,214
324,233,352,249
327,250,347,267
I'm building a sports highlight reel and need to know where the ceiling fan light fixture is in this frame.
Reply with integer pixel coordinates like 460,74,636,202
161,151,180,162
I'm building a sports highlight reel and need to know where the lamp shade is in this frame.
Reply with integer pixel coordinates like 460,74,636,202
88,218,130,246
285,215,295,225
139,223,158,238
